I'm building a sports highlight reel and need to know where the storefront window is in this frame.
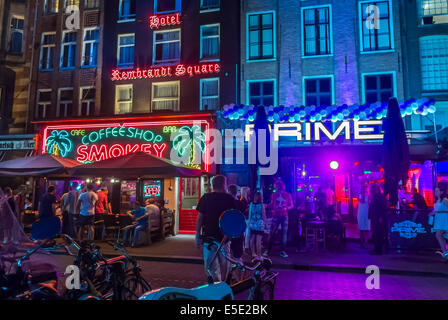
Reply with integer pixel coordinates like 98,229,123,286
120,180,137,212
181,177,199,209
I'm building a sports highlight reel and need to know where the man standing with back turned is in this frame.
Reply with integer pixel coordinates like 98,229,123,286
196,175,237,282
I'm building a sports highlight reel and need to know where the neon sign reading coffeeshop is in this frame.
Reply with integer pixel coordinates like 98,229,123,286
111,63,221,81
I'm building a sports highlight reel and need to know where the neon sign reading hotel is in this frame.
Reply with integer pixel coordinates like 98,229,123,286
111,63,221,81
149,13,181,29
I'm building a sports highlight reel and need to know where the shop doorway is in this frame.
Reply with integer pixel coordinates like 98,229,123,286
178,177,201,233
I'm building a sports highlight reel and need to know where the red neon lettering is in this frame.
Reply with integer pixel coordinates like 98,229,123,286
77,145,89,162
175,64,186,76
89,144,108,162
111,69,122,81
153,143,167,158
149,13,181,29
175,13,181,24
121,71,127,80
143,70,147,78
201,65,208,74
194,65,201,75
109,144,125,158
208,64,214,73
125,144,140,154
149,16,159,29
140,144,152,154
214,63,220,73
136,68,142,78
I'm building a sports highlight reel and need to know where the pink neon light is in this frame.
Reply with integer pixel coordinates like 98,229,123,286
149,12,181,29
111,63,220,81
42,119,212,172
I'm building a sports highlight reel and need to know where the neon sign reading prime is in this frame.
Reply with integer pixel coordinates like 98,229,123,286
111,63,221,81
149,13,181,29
244,120,384,142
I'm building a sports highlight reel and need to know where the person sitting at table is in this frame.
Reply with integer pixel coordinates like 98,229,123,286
124,201,149,247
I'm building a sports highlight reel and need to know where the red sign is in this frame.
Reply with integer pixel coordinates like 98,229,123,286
111,63,221,81
149,13,181,29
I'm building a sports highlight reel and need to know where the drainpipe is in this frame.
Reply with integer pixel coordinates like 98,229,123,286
25,0,38,134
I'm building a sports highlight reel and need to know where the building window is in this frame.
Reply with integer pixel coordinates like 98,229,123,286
9,17,24,54
44,0,59,15
117,34,135,68
152,81,180,111
302,6,331,56
153,29,180,65
36,90,52,119
200,24,220,61
61,31,77,69
419,0,448,25
303,77,333,106
200,78,219,110
154,0,180,13
247,80,275,106
57,88,73,117
200,0,219,11
82,27,99,67
80,87,95,116
360,1,393,52
420,36,448,91
248,12,275,61
363,73,394,103
65,0,79,8
115,85,133,114
40,33,56,71
119,0,136,21
85,0,100,9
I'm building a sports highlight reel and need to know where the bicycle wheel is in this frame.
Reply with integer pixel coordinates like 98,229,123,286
120,275,151,300
254,281,275,300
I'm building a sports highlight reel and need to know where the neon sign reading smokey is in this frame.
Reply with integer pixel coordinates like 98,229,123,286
244,120,384,142
111,63,221,81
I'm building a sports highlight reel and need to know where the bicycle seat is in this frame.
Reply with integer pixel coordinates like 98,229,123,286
139,281,233,300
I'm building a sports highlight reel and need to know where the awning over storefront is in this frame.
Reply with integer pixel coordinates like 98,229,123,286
0,153,82,176
70,151,206,178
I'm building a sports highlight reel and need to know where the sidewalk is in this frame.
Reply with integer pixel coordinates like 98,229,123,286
90,234,448,278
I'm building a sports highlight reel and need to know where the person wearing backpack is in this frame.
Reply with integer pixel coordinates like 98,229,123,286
248,192,266,257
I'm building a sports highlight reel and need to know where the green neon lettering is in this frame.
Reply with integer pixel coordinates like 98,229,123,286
134,128,143,140
112,127,118,137
120,126,127,137
143,130,155,142
82,134,89,145
89,131,99,143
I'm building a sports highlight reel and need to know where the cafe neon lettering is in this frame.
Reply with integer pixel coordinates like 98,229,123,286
244,120,384,142
149,13,181,29
76,143,168,162
80,126,163,145
111,63,221,81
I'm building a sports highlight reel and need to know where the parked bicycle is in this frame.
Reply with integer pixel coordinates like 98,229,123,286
62,234,151,300
0,240,61,300
139,209,278,300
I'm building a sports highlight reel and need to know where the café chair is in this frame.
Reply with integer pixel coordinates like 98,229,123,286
101,214,120,240
305,221,327,252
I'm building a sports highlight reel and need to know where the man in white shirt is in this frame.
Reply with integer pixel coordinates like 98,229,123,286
76,184,98,240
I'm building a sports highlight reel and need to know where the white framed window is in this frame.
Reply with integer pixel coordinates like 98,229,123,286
420,36,448,91
200,0,220,12
40,32,56,71
200,24,220,61
247,11,275,61
8,16,24,54
119,0,136,21
60,31,77,69
200,78,219,110
44,0,59,15
57,88,73,118
419,0,448,25
301,6,332,57
361,72,396,103
303,76,334,106
65,0,79,8
36,89,52,119
153,29,181,65
359,1,394,53
152,81,180,111
85,0,100,9
117,33,135,68
82,27,99,67
80,87,95,116
115,84,133,114
246,79,276,106
154,0,181,13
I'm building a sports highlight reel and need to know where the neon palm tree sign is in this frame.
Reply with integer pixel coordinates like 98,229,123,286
172,125,206,168
46,130,74,157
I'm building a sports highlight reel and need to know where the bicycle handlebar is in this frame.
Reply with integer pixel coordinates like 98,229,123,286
209,240,262,272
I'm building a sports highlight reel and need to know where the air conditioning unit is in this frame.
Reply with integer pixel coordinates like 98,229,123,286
422,16,434,25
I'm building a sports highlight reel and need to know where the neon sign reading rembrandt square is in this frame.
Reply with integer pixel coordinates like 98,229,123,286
244,119,383,142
